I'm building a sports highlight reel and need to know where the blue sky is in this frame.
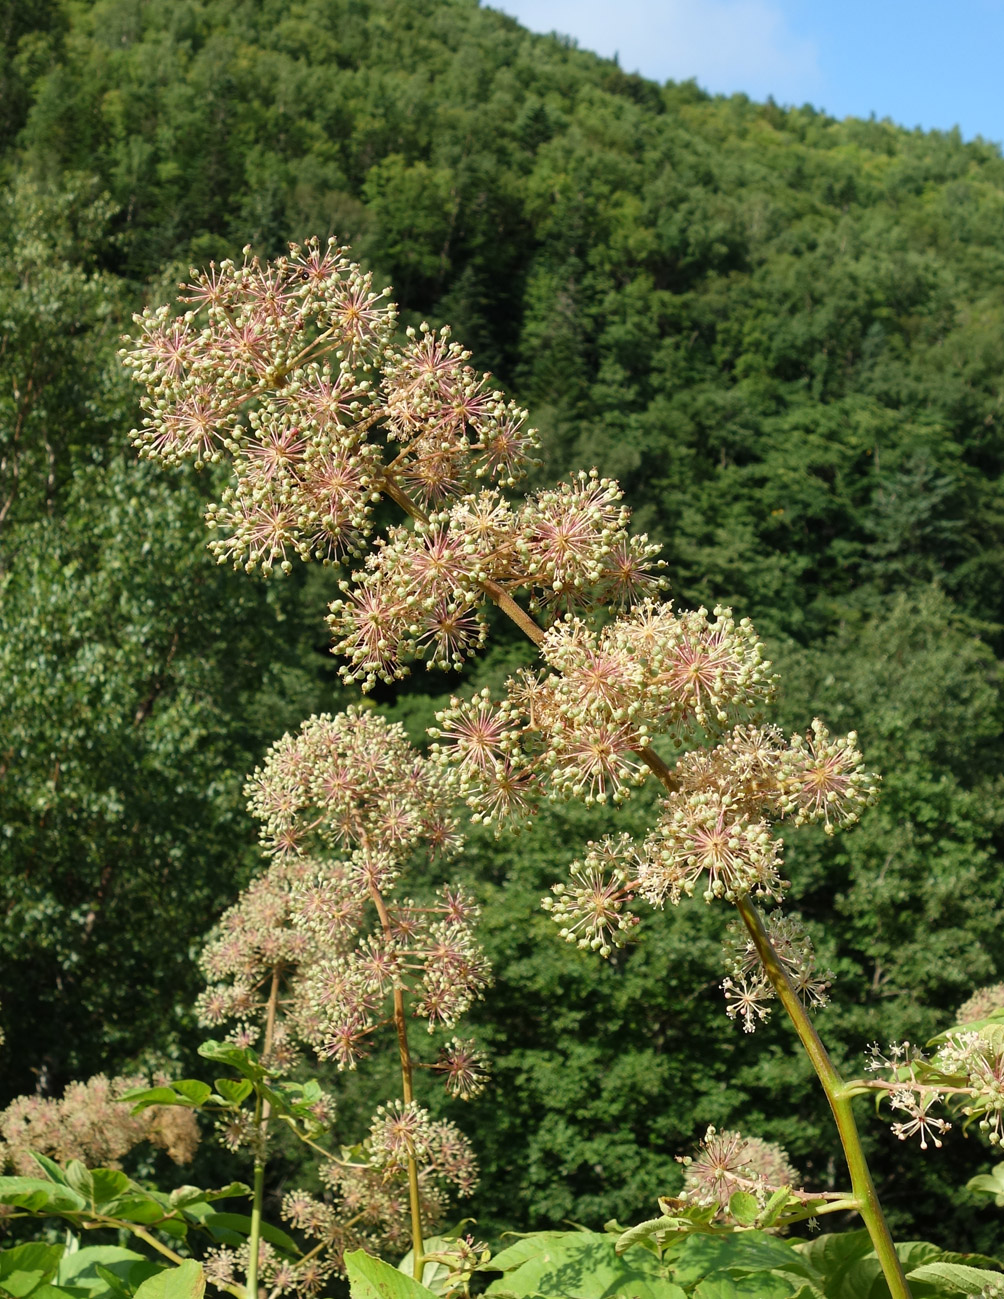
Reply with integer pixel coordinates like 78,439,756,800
484,1,1004,146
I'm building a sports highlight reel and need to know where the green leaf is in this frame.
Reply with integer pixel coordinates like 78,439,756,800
614,1218,680,1257
57,1246,162,1297
0,1177,87,1214
197,1042,265,1082
758,1188,794,1229
132,1261,204,1299
396,1238,455,1294
212,1080,252,1107
346,1250,438,1299
27,1156,69,1186
0,1243,64,1297
908,1261,1004,1295
482,1230,685,1299
693,1274,796,1299
488,1235,584,1274
118,1082,211,1111
727,1192,759,1227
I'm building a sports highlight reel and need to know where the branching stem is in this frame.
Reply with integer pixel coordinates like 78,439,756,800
247,966,281,1299
377,469,911,1298
368,881,425,1280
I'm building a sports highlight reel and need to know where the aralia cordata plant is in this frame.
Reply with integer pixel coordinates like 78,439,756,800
121,236,984,1299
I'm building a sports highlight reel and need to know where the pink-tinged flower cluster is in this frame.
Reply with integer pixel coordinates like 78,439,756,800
678,1125,802,1211
120,244,540,578
536,721,875,961
245,707,460,864
777,719,879,834
275,1106,477,1275
430,602,776,823
328,474,663,689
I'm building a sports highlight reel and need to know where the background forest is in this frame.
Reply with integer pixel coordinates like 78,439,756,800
3,0,1004,1258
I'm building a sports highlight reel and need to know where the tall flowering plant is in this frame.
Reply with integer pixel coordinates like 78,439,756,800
118,238,1004,1299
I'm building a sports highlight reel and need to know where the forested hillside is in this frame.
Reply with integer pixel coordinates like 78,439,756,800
3,0,1004,1251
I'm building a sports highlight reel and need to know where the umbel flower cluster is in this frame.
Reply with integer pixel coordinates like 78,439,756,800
865,984,1004,1151
195,708,483,1274
121,238,878,1035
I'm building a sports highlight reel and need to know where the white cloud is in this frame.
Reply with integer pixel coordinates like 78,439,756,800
488,0,822,104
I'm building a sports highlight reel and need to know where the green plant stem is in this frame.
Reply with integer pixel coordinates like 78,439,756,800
369,881,425,1281
734,896,912,1299
247,966,281,1299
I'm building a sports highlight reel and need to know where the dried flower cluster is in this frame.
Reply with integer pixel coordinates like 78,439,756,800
0,1074,198,1174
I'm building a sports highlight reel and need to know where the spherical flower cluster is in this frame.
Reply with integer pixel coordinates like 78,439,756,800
957,984,1004,1025
430,602,777,825
293,869,490,1066
720,913,832,1033
0,1073,198,1173
529,718,874,962
245,707,460,863
777,719,879,834
678,1125,801,1211
865,1031,1004,1151
542,834,642,957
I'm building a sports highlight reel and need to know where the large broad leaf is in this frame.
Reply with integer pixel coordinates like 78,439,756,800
692,1274,796,1299
0,1177,87,1214
967,1162,1004,1206
0,1243,64,1297
669,1233,818,1290
489,1236,584,1274
57,1246,162,1296
131,1261,204,1299
346,1250,438,1299
483,1230,686,1299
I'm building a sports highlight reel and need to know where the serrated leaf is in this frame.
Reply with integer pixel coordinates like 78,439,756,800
908,1261,1004,1294
615,1217,680,1255
0,1177,87,1214
197,1041,265,1081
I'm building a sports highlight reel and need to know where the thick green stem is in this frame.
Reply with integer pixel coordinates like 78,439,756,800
734,896,911,1299
247,967,281,1299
